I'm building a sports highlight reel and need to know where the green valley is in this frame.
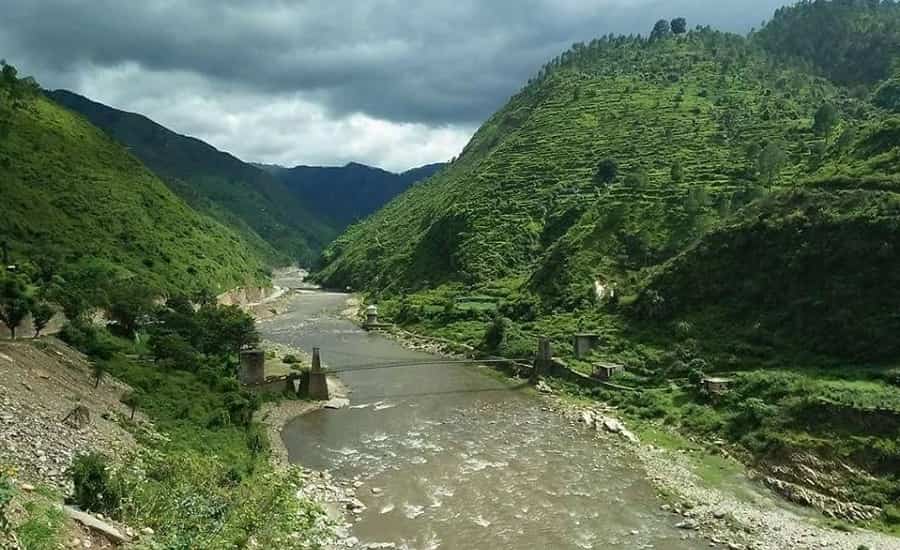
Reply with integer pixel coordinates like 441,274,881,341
2,0,900,548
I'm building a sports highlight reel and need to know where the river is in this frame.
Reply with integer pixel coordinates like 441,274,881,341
258,281,699,549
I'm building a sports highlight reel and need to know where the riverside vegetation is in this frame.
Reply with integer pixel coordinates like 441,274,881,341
317,1,900,533
1,268,330,548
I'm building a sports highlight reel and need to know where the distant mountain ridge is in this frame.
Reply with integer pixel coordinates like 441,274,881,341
46,89,335,266
260,161,445,229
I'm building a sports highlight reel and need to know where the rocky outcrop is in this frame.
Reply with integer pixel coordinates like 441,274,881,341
756,452,884,522
569,406,639,443
217,286,280,307
762,476,882,522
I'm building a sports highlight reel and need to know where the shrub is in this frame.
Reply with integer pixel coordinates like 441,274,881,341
59,321,122,360
884,368,900,388
68,452,122,516
282,354,302,364
30,301,55,337
687,368,705,388
594,158,618,184
884,504,900,525
624,169,649,189
481,315,509,352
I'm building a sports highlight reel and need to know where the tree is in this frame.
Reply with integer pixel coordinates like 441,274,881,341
0,61,17,88
758,142,787,185
106,282,156,338
650,19,672,42
31,301,55,337
624,168,650,189
92,361,106,389
809,141,827,169
594,158,618,184
149,333,199,370
835,126,857,153
197,305,259,357
0,274,32,339
671,17,687,35
874,78,900,112
812,103,840,143
49,260,118,321
120,391,142,421
670,161,684,183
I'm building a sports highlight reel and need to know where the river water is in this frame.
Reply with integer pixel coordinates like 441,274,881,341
259,282,699,549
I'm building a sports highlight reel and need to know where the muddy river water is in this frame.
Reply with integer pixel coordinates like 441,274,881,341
258,281,699,549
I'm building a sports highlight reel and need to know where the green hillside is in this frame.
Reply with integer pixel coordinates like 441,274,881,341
316,5,900,527
319,28,865,292
46,90,335,266
0,65,268,294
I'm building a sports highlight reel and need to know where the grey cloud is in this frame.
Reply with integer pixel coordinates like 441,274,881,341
2,0,790,126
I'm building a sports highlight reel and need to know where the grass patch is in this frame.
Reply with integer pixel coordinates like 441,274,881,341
16,499,66,550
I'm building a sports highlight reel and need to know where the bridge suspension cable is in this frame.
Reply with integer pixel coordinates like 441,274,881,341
324,358,532,374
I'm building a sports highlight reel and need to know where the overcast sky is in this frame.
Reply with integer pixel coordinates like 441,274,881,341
0,0,790,172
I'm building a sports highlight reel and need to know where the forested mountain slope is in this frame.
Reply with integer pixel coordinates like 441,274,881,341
755,0,900,86
0,66,268,294
263,161,445,230
319,27,868,294
316,5,900,524
46,90,335,266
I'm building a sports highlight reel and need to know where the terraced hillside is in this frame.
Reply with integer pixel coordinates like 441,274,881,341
0,67,268,294
319,29,863,293
46,90,335,266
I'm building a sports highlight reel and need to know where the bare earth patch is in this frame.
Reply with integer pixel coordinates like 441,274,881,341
0,337,138,491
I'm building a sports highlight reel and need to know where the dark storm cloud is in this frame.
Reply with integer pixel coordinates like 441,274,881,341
1,0,789,126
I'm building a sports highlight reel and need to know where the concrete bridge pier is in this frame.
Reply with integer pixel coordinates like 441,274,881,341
308,347,330,401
